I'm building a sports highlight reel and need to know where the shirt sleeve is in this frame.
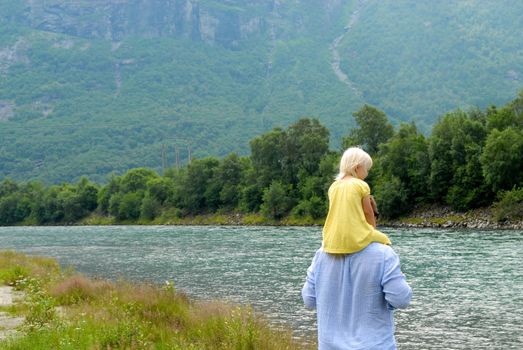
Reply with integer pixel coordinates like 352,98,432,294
381,247,412,310
302,250,319,309
356,180,371,198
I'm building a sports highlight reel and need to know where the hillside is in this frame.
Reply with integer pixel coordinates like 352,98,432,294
0,0,522,183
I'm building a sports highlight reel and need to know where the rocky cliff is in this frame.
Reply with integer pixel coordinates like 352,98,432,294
4,0,272,47
3,0,345,47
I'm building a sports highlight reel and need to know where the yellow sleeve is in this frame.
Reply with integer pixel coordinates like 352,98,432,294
355,180,371,198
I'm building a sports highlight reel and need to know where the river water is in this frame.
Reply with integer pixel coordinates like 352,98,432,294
0,226,521,349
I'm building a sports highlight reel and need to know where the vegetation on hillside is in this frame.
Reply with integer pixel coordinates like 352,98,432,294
1,0,522,182
0,0,359,183
339,0,523,132
0,250,312,349
1,93,522,225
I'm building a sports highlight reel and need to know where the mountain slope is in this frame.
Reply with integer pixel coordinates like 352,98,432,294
338,0,523,131
0,0,521,183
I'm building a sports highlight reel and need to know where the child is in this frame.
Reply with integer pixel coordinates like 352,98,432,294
322,147,390,254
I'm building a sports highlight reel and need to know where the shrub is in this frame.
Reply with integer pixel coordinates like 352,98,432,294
374,176,409,219
0,265,30,287
494,187,523,222
260,181,293,219
140,192,161,220
50,275,110,305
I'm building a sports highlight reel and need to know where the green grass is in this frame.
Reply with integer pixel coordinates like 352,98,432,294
77,211,324,227
0,251,314,349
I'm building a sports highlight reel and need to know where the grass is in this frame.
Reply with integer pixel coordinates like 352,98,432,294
77,211,322,227
0,251,315,349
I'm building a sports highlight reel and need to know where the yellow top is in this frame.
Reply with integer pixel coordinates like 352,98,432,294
322,178,391,254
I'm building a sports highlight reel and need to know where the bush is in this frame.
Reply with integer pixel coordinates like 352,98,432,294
260,181,292,219
292,196,326,219
494,188,523,222
0,265,30,287
140,192,161,220
374,176,409,219
118,192,144,220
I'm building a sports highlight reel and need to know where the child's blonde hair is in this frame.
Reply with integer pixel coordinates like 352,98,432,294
335,147,373,180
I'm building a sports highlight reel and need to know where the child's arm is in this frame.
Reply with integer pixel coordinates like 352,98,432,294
362,196,376,228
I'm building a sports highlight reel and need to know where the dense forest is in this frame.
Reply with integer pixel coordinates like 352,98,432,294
1,0,522,182
1,93,522,226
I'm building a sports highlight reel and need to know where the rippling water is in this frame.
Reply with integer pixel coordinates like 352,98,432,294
0,226,522,349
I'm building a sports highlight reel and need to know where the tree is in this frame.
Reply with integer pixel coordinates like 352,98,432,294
250,128,287,188
98,175,120,214
342,105,394,155
481,128,523,192
173,157,220,213
486,91,523,131
260,181,293,219
216,154,249,208
76,177,99,212
428,110,490,208
373,175,409,219
58,187,85,223
0,179,18,198
147,177,175,205
118,192,143,220
378,123,430,202
284,118,330,184
34,186,64,224
141,192,161,220
108,192,123,218
120,168,159,193
0,195,22,225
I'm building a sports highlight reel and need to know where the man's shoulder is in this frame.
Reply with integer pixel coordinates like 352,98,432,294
362,242,396,256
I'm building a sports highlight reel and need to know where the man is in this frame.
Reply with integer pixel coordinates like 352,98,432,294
302,243,412,349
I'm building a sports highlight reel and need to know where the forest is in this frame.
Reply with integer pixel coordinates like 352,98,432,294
1,92,522,226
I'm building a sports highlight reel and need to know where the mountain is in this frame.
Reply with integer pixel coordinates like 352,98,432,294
0,0,521,183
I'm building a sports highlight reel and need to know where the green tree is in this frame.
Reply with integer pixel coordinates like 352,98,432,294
378,123,430,202
98,175,121,214
34,186,64,224
215,154,249,209
108,192,123,218
250,128,287,188
118,192,143,220
284,118,330,184
260,181,293,219
173,157,220,213
147,177,175,205
140,192,161,220
57,186,85,223
481,127,523,192
486,92,523,131
428,110,490,209
120,168,159,193
76,177,99,212
0,194,22,225
342,105,394,154
373,175,409,219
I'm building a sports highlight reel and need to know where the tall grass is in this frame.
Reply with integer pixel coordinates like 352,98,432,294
0,251,314,349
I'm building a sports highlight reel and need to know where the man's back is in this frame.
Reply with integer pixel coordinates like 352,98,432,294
302,243,412,350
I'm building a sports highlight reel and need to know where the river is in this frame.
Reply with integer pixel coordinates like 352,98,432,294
0,226,521,349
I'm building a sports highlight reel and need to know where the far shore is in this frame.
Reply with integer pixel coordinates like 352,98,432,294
3,206,522,230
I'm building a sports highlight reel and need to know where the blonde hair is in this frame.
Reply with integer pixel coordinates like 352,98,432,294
335,147,373,180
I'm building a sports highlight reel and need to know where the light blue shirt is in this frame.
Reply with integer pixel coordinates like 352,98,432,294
302,243,412,350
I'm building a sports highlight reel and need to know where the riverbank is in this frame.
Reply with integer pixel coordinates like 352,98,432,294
381,205,523,230
5,206,522,230
80,206,522,230
0,251,313,349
